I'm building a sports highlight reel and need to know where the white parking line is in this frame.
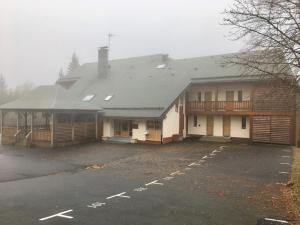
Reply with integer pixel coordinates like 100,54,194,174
280,163,290,165
170,171,185,176
145,180,164,186
279,172,289,174
184,167,192,170
163,176,174,181
87,202,106,209
210,153,216,156
106,192,130,199
202,156,208,159
282,149,291,153
39,209,74,221
133,187,148,192
264,218,289,224
188,162,201,167
281,156,290,158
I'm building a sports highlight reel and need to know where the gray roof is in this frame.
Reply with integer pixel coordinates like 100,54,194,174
0,51,283,117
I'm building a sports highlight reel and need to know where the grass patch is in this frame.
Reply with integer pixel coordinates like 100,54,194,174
291,148,300,210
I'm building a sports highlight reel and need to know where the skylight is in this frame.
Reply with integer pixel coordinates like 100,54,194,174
104,95,113,101
82,94,95,102
156,64,166,69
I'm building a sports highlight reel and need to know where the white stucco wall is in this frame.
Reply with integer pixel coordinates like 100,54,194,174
162,104,179,138
103,119,114,137
188,115,207,135
230,116,250,138
132,120,147,141
188,84,252,101
213,116,223,136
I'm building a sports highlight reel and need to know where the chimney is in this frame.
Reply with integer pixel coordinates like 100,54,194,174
98,46,109,78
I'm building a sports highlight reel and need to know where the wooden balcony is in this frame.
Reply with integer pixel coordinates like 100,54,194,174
187,100,252,114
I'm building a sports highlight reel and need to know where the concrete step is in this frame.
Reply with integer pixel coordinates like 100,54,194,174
106,136,132,144
200,136,231,143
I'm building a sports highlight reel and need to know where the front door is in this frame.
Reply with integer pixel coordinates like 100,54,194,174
114,120,132,137
204,91,213,111
207,116,214,136
223,116,231,137
147,120,162,141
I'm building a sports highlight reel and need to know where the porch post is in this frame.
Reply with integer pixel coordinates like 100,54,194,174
50,112,55,147
0,110,3,143
17,112,19,131
30,112,34,142
71,113,74,142
95,113,98,140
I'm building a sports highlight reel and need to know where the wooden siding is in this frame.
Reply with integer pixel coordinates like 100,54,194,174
252,116,291,145
2,127,17,145
54,123,73,143
253,86,294,112
32,129,51,142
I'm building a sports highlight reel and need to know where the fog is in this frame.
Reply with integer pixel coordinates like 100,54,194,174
0,0,244,88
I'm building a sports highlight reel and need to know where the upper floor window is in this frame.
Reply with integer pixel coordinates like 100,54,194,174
238,91,243,102
198,92,202,102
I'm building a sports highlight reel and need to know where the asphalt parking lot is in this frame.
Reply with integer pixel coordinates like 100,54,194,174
0,141,293,225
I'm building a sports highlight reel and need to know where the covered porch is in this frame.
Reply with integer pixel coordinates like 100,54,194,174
0,110,103,148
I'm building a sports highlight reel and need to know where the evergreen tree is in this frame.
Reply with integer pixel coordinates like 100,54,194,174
67,52,80,74
58,68,64,79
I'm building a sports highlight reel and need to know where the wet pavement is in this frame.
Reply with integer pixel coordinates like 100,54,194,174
0,141,293,225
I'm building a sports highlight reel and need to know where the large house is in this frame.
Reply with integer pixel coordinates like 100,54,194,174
0,47,297,147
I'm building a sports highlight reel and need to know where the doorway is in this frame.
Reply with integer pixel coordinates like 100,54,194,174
114,120,132,137
207,115,214,136
223,116,231,137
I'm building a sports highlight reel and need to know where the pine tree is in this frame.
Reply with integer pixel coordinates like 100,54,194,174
67,52,80,74
58,68,64,79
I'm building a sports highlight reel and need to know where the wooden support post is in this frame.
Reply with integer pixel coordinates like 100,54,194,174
31,112,34,142
95,113,99,140
17,112,19,131
0,110,3,143
71,114,75,142
50,112,54,147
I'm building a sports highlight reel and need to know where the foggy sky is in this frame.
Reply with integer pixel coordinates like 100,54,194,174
0,0,244,88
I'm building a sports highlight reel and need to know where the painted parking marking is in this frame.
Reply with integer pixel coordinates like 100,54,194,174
280,163,290,165
281,156,290,158
87,202,106,209
133,187,148,192
188,162,201,167
276,182,285,185
219,146,227,150
39,209,74,221
264,218,289,224
106,192,130,199
170,171,185,176
184,167,192,170
210,153,216,156
163,176,174,181
145,180,164,186
197,159,206,163
282,149,291,153
202,155,208,159
279,172,289,174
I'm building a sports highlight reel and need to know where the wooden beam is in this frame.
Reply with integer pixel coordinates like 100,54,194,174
0,111,3,144
31,112,34,142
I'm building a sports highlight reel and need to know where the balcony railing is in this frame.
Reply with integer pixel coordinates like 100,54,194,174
187,100,251,113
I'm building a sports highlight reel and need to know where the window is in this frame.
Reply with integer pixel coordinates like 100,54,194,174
104,95,113,101
241,116,247,129
238,91,243,102
147,120,161,130
198,92,202,102
57,113,71,124
193,116,197,127
132,121,139,129
82,94,95,102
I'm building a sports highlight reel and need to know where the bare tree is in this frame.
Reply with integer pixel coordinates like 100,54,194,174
223,0,300,88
